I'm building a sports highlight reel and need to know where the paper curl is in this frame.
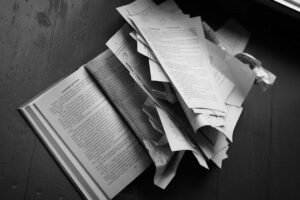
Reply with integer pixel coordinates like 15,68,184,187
235,53,276,91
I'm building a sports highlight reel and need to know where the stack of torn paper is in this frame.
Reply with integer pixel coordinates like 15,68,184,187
105,0,276,189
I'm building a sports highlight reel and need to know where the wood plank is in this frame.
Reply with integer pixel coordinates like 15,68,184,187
269,28,300,200
24,0,126,199
24,139,83,200
3,0,300,199
218,38,273,200
0,0,58,199
132,154,219,200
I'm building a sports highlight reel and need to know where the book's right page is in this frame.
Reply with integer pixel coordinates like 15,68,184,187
85,49,162,143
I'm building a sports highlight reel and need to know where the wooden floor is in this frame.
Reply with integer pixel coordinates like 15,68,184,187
1,0,300,199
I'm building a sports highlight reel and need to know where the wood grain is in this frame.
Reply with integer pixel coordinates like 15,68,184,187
1,0,300,200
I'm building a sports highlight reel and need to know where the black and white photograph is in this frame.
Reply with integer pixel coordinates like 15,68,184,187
0,0,299,199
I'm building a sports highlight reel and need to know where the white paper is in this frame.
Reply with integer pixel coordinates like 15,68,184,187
225,55,256,106
176,90,225,133
117,0,184,31
143,139,183,189
149,59,170,82
117,0,157,30
137,37,156,61
33,67,150,199
216,18,250,55
216,105,243,141
132,17,227,112
211,145,229,168
158,0,183,14
106,24,170,102
201,127,229,158
156,106,209,169
192,108,226,117
136,31,149,45
129,31,137,41
206,40,256,107
166,90,227,163
142,99,165,134
203,114,225,127
210,64,235,101
154,151,185,189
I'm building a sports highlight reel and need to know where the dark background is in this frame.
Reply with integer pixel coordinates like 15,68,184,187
1,0,300,199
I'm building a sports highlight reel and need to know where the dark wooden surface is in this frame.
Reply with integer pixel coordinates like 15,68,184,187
1,0,300,199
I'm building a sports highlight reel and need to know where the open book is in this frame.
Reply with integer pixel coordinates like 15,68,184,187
20,1,275,199
19,49,170,200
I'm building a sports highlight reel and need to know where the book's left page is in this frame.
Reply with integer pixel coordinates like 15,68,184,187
20,66,151,200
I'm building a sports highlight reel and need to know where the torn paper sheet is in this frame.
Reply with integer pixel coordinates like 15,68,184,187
210,58,235,101
136,31,148,45
149,59,170,82
235,52,276,92
129,31,137,41
216,18,251,55
106,24,176,103
156,104,228,168
253,66,276,92
158,0,183,15
224,55,256,106
156,106,209,169
216,105,243,142
129,7,189,28
154,151,185,189
117,0,184,31
105,25,153,91
203,114,225,127
211,145,229,168
203,21,227,52
201,126,229,157
143,98,165,134
151,82,177,103
149,119,165,135
117,0,157,30
192,108,226,117
137,37,157,61
131,16,227,112
143,139,184,189
165,91,227,162
206,40,256,107
143,110,164,135
156,106,195,152
147,38,236,95
175,90,224,132
154,83,177,103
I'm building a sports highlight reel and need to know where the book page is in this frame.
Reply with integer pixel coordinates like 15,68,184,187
20,105,107,200
105,24,164,98
31,67,150,199
85,49,162,142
